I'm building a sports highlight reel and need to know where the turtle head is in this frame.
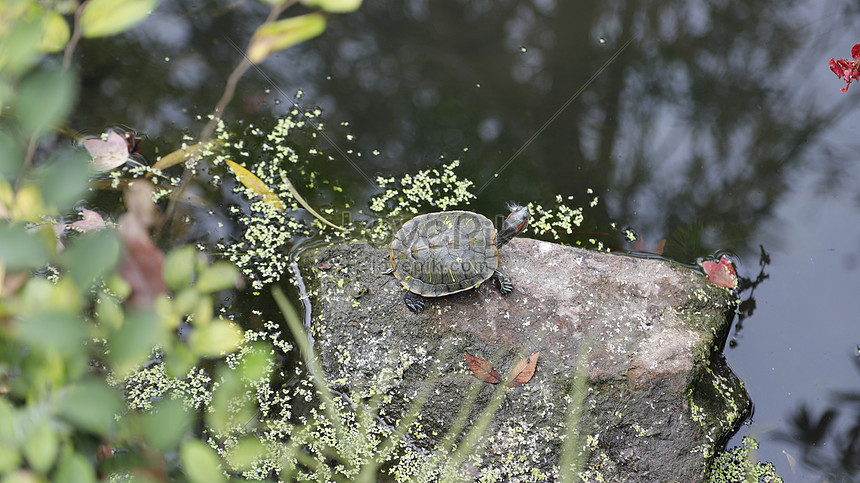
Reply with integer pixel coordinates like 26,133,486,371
496,203,530,248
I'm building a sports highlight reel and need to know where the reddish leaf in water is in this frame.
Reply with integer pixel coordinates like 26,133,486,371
508,352,540,387
83,130,131,171
118,181,166,308
463,354,501,384
702,256,737,289
70,208,107,232
632,237,666,255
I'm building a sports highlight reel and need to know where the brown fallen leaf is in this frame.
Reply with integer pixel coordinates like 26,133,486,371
508,352,540,387
84,129,131,171
70,208,107,233
463,354,501,384
118,180,166,308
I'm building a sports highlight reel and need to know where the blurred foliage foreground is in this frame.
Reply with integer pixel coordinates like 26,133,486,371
0,1,377,482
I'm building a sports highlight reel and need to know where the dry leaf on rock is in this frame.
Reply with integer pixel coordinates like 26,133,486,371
463,354,501,384
508,352,539,387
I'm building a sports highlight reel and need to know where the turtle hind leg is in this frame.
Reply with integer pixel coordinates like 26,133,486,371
404,291,426,313
493,270,513,295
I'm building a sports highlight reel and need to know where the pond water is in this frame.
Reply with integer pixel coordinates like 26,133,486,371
73,0,860,480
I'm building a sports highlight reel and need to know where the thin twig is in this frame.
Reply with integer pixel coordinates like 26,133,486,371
198,56,252,142
163,1,296,235
199,0,296,141
19,132,40,183
62,0,89,70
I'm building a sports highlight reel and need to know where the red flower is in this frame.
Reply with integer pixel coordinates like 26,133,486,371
829,43,860,93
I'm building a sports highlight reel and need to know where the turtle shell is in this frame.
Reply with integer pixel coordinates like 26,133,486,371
390,210,498,297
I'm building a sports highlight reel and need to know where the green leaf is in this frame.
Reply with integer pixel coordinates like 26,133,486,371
80,0,161,38
54,450,96,483
195,262,239,293
180,440,227,483
40,10,71,53
16,67,76,134
224,436,265,472
190,294,213,326
0,398,15,443
107,273,132,300
20,277,82,316
0,443,21,474
173,288,201,318
239,343,274,382
0,222,49,271
207,369,254,436
108,311,163,376
59,379,122,435
0,401,21,472
0,19,42,75
23,422,58,473
164,246,196,291
17,312,87,356
301,0,362,13
248,13,326,64
163,342,196,378
142,398,190,451
0,444,21,475
0,126,24,180
62,230,120,290
95,293,123,332
35,149,94,211
189,320,242,358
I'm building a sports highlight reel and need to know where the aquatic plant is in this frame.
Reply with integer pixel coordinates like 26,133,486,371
708,437,782,483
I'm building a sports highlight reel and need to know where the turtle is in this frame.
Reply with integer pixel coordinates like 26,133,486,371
389,204,530,313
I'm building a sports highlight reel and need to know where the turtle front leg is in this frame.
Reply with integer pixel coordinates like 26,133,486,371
493,270,513,295
404,290,426,313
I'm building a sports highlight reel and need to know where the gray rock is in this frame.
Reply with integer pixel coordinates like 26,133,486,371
298,237,748,482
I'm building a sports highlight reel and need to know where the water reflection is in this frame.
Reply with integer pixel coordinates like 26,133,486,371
82,1,859,258
774,356,860,480
729,245,771,348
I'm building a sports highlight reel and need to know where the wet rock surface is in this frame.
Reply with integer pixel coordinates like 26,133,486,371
298,237,749,482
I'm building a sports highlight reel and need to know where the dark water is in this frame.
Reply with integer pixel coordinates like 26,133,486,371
73,1,860,480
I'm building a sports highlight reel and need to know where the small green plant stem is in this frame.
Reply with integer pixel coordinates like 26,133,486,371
273,286,351,473
558,333,593,483
355,346,452,482
438,378,511,481
278,168,349,232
